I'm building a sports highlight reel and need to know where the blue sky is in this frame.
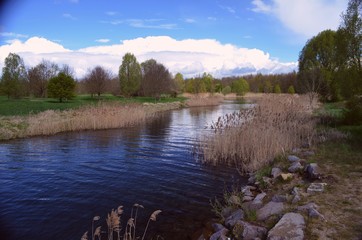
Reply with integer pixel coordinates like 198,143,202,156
0,0,348,78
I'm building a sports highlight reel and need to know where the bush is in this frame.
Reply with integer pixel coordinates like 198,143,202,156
287,85,295,94
222,86,232,96
343,96,362,125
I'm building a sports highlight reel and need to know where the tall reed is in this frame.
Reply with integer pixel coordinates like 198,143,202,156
198,94,317,173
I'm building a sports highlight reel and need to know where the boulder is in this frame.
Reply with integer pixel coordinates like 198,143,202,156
212,223,225,232
234,220,268,240
210,227,229,240
288,162,303,173
253,192,267,202
307,183,327,193
225,209,244,228
287,155,300,162
241,186,255,197
271,167,282,179
297,202,319,213
271,194,288,203
257,201,285,221
267,212,305,240
305,163,321,180
280,173,293,181
228,195,242,206
292,194,301,204
248,192,267,210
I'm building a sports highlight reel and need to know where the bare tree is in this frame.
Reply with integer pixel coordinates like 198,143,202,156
83,66,111,98
141,59,175,99
27,60,59,98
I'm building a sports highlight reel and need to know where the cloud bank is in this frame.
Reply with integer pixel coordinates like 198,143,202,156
252,0,347,39
0,36,297,78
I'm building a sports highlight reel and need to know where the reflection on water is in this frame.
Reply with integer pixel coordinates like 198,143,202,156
0,102,247,240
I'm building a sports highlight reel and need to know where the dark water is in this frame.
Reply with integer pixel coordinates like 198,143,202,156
0,101,247,240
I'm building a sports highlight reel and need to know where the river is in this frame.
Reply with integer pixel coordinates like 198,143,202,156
0,101,247,240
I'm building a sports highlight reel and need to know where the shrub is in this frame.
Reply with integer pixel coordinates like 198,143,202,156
343,96,362,125
287,85,295,94
222,86,232,96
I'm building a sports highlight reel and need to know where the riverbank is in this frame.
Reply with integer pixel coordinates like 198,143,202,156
0,95,224,141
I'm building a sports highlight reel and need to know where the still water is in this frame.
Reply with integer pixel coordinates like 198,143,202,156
0,101,246,240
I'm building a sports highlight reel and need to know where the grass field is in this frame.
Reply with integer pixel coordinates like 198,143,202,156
0,95,187,116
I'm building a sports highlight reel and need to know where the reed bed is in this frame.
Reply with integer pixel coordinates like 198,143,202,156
199,94,318,173
185,94,224,107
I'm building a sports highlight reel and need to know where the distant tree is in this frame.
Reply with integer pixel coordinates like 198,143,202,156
263,80,273,93
231,78,249,96
202,72,215,93
48,72,76,102
60,64,75,78
174,72,184,93
84,66,111,98
141,59,175,99
287,85,296,94
27,60,59,98
222,86,232,96
0,53,27,98
274,84,282,93
119,53,142,97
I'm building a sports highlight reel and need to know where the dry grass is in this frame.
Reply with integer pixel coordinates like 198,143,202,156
183,93,224,107
199,94,318,173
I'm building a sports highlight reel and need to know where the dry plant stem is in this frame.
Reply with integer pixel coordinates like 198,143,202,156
200,94,318,173
141,210,162,240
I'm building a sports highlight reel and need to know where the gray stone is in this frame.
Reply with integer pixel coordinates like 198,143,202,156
305,163,321,180
271,194,287,202
292,194,301,204
243,195,254,202
308,208,325,220
210,227,229,240
291,187,299,195
267,212,305,240
257,201,285,221
212,223,225,232
248,175,256,185
271,167,282,178
221,206,234,219
228,195,241,205
234,220,268,240
307,183,327,193
288,162,303,173
288,155,300,162
241,186,255,197
297,202,319,213
225,209,244,228
253,192,267,202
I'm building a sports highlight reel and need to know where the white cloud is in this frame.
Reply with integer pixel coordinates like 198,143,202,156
95,39,110,43
0,36,296,79
127,19,177,29
184,18,196,23
0,32,29,38
105,11,117,16
251,0,348,38
63,13,77,20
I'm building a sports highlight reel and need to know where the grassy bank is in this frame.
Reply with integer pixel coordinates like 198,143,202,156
199,94,318,173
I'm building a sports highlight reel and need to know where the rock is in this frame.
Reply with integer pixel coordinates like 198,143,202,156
228,195,241,205
248,175,256,185
271,194,287,202
225,209,244,228
297,202,319,213
305,163,321,180
288,162,303,173
308,208,326,220
212,223,225,232
243,195,254,202
292,194,301,204
241,186,255,197
234,220,268,240
301,150,315,157
262,176,273,187
254,192,267,202
307,183,327,193
210,227,229,240
288,155,300,162
267,213,305,240
256,202,285,221
221,206,234,219
249,192,267,209
271,167,282,178
280,173,293,181
291,187,299,195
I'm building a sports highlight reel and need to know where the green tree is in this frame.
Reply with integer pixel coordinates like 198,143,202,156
174,72,184,93
119,53,141,97
274,84,282,93
264,80,273,93
222,86,231,96
287,85,295,94
298,30,339,101
48,72,76,102
0,53,27,98
336,0,362,98
202,72,214,93
231,78,249,96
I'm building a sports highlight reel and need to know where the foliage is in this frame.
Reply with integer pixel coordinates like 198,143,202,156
231,78,249,96
0,53,27,99
263,79,273,93
274,84,282,93
343,96,362,125
47,72,76,102
222,86,232,96
287,85,295,94
174,72,184,93
119,53,142,97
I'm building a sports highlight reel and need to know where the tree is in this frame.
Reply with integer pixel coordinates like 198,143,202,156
174,72,184,93
27,60,59,98
336,0,362,98
141,59,175,99
222,86,231,96
287,85,295,94
48,72,76,102
202,72,215,93
274,84,282,93
231,78,249,96
84,66,111,98
119,53,141,97
0,53,27,98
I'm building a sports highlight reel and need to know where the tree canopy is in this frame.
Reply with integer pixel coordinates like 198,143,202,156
119,53,142,97
47,72,76,102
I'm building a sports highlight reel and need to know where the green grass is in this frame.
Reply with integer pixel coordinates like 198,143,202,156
0,95,186,116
